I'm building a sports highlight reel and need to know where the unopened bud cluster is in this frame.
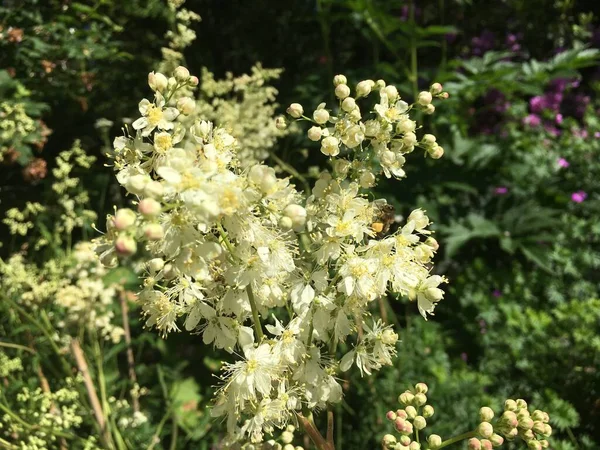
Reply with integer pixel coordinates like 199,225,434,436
238,424,304,450
286,76,449,182
383,386,552,450
382,383,437,450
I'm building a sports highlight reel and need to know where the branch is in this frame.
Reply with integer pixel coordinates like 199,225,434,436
70,339,111,447
120,290,140,413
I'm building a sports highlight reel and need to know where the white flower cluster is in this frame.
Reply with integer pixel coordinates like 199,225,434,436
97,66,447,444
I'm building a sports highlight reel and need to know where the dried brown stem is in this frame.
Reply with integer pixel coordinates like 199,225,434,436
297,412,335,450
120,290,140,413
326,408,335,449
70,339,111,447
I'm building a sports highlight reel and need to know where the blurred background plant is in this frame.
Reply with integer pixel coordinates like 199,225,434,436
1,0,599,448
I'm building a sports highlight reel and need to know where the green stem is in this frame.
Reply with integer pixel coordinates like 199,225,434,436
0,341,36,354
216,222,236,255
0,437,16,449
270,151,311,194
437,431,476,449
246,285,264,342
409,0,418,100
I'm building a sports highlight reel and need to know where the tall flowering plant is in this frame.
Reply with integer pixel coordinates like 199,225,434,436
95,66,450,447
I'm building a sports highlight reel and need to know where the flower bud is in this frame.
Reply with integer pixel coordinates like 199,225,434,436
138,198,161,218
394,418,413,435
490,434,503,447
415,383,428,394
424,104,435,114
505,427,518,440
115,235,137,256
381,329,398,345
430,83,443,95
479,407,494,422
126,174,148,195
279,216,293,230
480,439,493,450
321,136,340,157
428,434,442,449
144,180,164,199
421,134,437,147
414,393,427,406
148,258,165,273
467,438,481,450
359,171,376,188
502,411,518,427
276,116,287,130
148,72,168,92
422,405,434,418
409,442,420,450
283,445,294,450
356,80,374,97
342,97,357,112
522,430,535,441
527,441,541,450
428,145,444,159
308,126,322,141
144,223,164,241
405,406,417,419
413,416,427,430
424,237,439,251
539,440,549,448
399,392,414,405
504,399,518,411
333,74,347,86
519,417,533,430
516,399,528,410
281,431,294,444
313,108,330,124
543,424,551,436
531,421,545,434
189,75,199,86
335,84,351,99
400,436,411,446
174,66,190,82
384,85,399,101
399,132,416,148
177,97,195,115
283,204,307,232
395,409,408,420
417,91,433,106
478,422,494,439
287,103,304,118
531,410,544,422
386,410,397,421
114,208,137,231
382,434,397,448
397,117,416,134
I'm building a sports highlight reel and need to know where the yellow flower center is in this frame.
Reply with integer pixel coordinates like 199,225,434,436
154,133,172,153
147,105,164,127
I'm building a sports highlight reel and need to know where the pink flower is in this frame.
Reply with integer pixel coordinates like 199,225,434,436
494,186,508,195
523,114,541,127
557,158,570,168
571,191,587,203
555,113,563,124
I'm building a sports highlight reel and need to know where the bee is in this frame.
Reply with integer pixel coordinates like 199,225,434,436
371,201,397,238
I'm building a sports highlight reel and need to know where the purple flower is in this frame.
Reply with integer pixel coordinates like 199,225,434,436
492,289,502,298
529,96,545,114
555,113,563,124
523,114,541,127
494,186,508,195
595,131,600,139
557,158,570,168
571,191,588,203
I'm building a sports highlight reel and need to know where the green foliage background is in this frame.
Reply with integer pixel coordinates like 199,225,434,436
1,0,599,448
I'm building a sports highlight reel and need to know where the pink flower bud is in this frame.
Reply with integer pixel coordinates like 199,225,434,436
430,83,443,95
115,235,137,256
189,75,199,86
114,208,137,231
386,411,397,421
467,438,481,450
138,198,161,217
396,409,408,419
